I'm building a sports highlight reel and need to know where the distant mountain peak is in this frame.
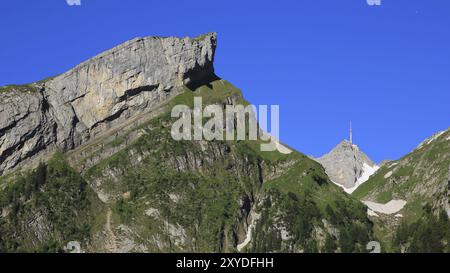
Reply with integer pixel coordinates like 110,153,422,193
316,140,378,192
336,139,360,151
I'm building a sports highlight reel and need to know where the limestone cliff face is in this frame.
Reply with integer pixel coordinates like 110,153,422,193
0,33,217,174
0,89,56,173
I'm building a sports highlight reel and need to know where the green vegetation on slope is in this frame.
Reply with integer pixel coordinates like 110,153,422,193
0,153,104,252
0,76,56,94
352,129,450,252
1,79,376,252
394,208,450,253
82,79,374,252
83,80,285,252
353,130,449,217
252,160,373,253
0,84,39,94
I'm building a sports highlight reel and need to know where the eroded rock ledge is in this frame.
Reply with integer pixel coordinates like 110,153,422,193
0,33,217,174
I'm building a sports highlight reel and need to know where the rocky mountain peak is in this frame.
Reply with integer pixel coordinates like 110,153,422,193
335,139,359,151
0,33,217,175
316,139,378,192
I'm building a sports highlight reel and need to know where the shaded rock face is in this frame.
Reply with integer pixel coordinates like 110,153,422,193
0,90,57,172
316,140,376,188
0,33,217,175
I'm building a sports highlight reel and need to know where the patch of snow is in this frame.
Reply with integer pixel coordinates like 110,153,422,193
395,214,403,218
428,131,445,144
343,163,380,194
386,162,398,168
417,131,445,149
384,171,393,179
367,209,379,217
329,179,350,192
237,212,261,252
273,139,292,154
446,135,450,141
363,199,407,215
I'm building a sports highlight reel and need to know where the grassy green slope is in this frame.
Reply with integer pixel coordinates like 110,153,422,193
353,129,449,220
352,129,450,252
81,80,374,252
0,153,104,252
0,79,374,252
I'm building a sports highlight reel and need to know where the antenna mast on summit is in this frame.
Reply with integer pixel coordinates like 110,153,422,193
350,121,353,144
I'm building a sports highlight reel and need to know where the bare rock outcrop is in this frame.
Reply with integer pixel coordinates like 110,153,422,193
0,33,217,174
316,140,377,189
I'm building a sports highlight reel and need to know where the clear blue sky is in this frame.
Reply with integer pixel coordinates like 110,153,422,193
1,0,449,162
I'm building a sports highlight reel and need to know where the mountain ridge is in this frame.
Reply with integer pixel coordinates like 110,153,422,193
0,33,374,253
352,128,450,252
0,33,217,175
1,32,448,253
